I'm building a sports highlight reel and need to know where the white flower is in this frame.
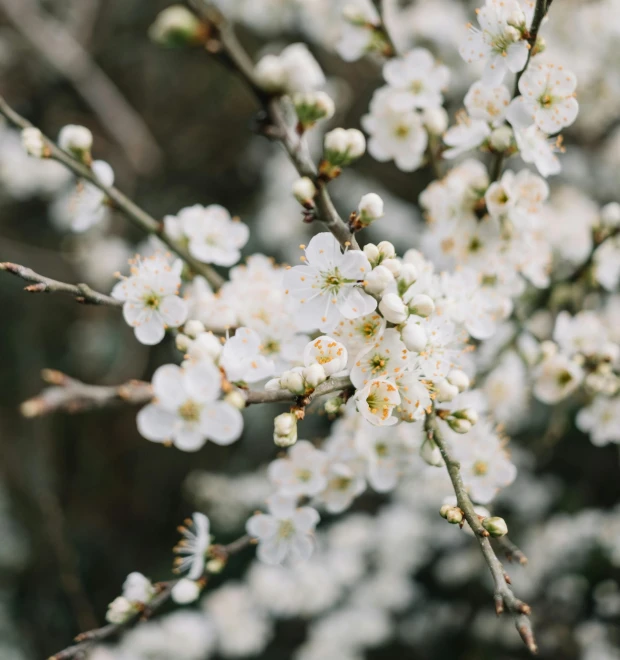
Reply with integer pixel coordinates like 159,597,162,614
303,336,348,376
294,91,335,128
358,192,384,226
302,363,327,388
220,327,275,383
533,353,584,404
553,311,611,360
284,233,376,332
137,363,243,451
336,0,380,62
351,329,411,389
450,420,517,504
268,440,328,497
292,177,317,205
464,81,511,125
362,88,428,172
279,43,326,93
324,128,366,165
332,312,386,368
149,5,202,46
58,124,93,156
274,411,298,447
378,293,409,324
106,596,136,624
164,204,248,267
393,370,432,422
171,578,202,604
316,462,366,514
443,118,491,159
382,48,450,110
112,253,188,345
246,494,320,564
122,572,155,604
400,319,427,352
255,54,287,92
364,265,394,295
594,236,620,292
576,396,620,447
21,127,45,157
510,123,561,178
173,512,211,579
459,0,529,86
354,377,401,426
509,61,578,134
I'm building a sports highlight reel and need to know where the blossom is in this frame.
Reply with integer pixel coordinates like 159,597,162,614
354,378,401,426
443,118,491,159
509,61,579,134
112,253,188,345
164,204,248,267
316,462,366,514
382,48,450,111
220,327,275,383
464,81,511,125
21,127,45,157
173,512,211,579
594,236,620,292
137,363,243,451
58,124,93,158
246,494,320,564
510,124,562,178
459,0,529,86
361,88,428,172
576,396,620,447
350,329,411,389
122,572,156,604
533,352,584,404
284,233,376,332
171,578,202,604
268,440,328,497
336,0,380,62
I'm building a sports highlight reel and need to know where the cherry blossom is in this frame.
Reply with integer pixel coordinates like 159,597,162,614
268,440,328,497
173,512,211,579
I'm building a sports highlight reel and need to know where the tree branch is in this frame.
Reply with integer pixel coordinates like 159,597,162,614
20,370,152,418
244,375,353,406
188,0,360,250
426,411,537,654
496,536,528,565
0,262,122,307
48,534,252,660
0,96,224,290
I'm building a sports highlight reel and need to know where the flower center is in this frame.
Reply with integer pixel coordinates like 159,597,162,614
557,370,573,386
369,354,388,372
316,355,333,365
143,292,162,310
395,124,411,138
410,80,424,94
262,339,281,355
473,460,489,476
178,400,202,422
333,476,352,491
321,268,349,293
375,442,389,457
278,519,295,539
539,94,553,108
296,468,313,482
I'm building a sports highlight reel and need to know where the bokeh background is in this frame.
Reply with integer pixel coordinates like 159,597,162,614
1,1,619,659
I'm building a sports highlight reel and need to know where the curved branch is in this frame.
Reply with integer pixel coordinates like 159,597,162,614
1,262,121,306
48,535,252,660
426,411,537,654
0,96,224,290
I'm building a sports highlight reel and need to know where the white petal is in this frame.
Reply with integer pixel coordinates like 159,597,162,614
134,316,166,345
159,295,188,328
184,361,221,403
152,364,186,408
246,513,278,539
173,426,206,452
137,404,176,441
338,288,377,320
201,402,244,446
293,506,320,532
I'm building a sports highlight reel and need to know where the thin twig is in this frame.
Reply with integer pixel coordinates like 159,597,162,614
426,411,537,654
48,535,252,660
0,96,224,290
496,536,528,565
370,0,399,57
188,0,359,250
20,370,152,418
0,0,162,175
0,262,121,306
245,375,353,406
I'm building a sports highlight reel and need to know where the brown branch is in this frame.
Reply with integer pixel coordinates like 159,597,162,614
188,0,359,250
0,262,122,306
48,535,252,660
426,411,537,654
20,370,152,418
0,96,225,290
244,375,352,406
0,0,162,175
496,536,528,565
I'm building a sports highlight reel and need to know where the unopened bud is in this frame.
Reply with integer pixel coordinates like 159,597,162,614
149,5,204,47
58,125,93,162
171,578,201,604
422,107,449,135
398,264,418,290
420,437,443,466
274,412,298,447
447,417,472,434
324,128,366,165
447,369,470,392
376,240,396,260
205,557,226,573
454,408,479,425
292,177,317,205
439,503,452,518
325,396,345,414
446,507,464,524
255,54,287,92
294,91,335,129
21,127,45,158
363,243,380,264
408,293,435,317
303,363,327,389
482,516,508,537
176,333,191,352
184,319,205,339
435,378,459,402
358,193,384,226
489,125,513,152
280,369,306,394
381,258,401,278
400,320,427,352
224,389,246,410
379,293,409,324
364,265,394,295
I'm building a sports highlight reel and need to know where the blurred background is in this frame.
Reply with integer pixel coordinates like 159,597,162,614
0,1,619,659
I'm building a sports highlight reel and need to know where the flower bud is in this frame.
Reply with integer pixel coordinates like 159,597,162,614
408,293,435,317
106,596,136,624
347,129,366,159
363,243,380,264
381,258,401,278
447,417,472,434
324,128,365,166
171,578,201,604
399,264,418,289
292,177,317,205
58,124,93,162
303,363,327,389
420,438,443,466
482,516,508,537
540,340,558,360
447,369,470,392
489,125,513,152
454,408,479,425
364,265,394,295
184,319,205,339
435,378,459,402
255,54,287,92
446,507,464,524
376,240,396,260
175,333,191,352
358,193,384,226
421,107,448,135
281,369,306,395
324,396,344,414
294,91,335,128
224,389,247,410
601,202,620,228
439,503,452,518
265,378,282,391
187,332,222,362
21,127,45,158
400,320,427,352
206,557,226,573
379,293,409,324
149,5,204,47
274,412,298,447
